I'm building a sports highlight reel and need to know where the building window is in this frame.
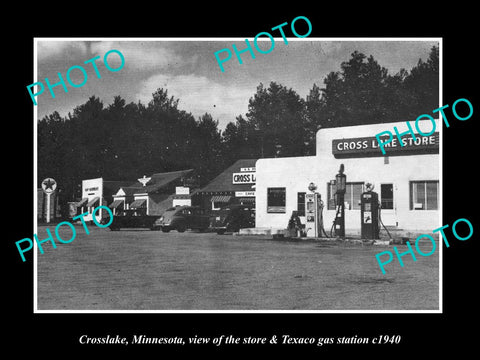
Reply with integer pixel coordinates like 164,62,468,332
297,192,306,216
410,181,439,210
267,187,286,213
380,184,394,210
327,182,364,210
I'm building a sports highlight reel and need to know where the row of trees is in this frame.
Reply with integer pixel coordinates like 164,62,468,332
38,46,439,203
224,46,439,159
38,91,224,202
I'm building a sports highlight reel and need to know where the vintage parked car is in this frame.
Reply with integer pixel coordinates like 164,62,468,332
153,206,210,232
109,209,161,231
210,204,255,234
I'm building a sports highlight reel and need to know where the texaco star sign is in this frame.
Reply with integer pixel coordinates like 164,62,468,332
41,178,57,194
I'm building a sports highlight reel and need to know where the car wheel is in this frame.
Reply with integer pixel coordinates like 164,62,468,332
217,229,226,235
177,225,186,233
161,227,170,233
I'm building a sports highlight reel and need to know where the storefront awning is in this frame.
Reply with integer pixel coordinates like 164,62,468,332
211,195,232,203
86,197,99,207
75,198,88,207
109,200,124,209
129,199,146,209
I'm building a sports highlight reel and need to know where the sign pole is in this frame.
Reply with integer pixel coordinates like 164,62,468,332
46,192,51,223
41,178,57,224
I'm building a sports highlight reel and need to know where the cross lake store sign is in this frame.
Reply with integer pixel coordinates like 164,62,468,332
332,132,439,158
232,170,256,184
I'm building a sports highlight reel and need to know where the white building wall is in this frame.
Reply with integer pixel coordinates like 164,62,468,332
255,119,441,234
256,156,317,230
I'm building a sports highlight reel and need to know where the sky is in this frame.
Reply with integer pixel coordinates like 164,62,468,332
35,38,439,130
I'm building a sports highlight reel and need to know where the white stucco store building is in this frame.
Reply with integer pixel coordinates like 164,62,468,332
254,119,441,237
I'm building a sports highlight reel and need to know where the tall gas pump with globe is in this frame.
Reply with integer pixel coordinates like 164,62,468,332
304,182,328,238
305,182,318,237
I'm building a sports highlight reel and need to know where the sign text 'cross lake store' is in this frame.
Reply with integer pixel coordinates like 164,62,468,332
331,132,439,158
232,167,256,184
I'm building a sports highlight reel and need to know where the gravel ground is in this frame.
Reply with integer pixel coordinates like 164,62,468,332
36,225,439,311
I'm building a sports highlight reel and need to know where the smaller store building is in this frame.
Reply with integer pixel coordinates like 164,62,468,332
111,169,195,216
194,159,258,211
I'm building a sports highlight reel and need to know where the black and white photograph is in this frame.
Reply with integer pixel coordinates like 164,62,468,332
7,7,478,356
33,38,441,312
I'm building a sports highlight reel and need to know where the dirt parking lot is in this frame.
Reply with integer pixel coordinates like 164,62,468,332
36,225,439,311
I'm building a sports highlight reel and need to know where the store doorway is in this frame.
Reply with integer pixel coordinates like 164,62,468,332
380,183,397,226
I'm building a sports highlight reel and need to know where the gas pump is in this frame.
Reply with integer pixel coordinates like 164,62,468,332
303,182,328,238
360,183,380,239
305,193,318,237
332,164,346,239
305,182,318,237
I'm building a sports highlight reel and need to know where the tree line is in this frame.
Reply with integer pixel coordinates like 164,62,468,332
38,46,438,208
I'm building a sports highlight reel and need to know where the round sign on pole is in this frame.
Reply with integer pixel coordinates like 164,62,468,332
41,178,57,194
41,178,57,223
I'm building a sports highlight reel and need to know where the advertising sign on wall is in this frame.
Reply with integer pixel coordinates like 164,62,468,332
332,132,439,158
232,172,256,184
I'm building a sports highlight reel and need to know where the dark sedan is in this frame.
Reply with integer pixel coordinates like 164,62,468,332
153,206,210,232
210,204,255,234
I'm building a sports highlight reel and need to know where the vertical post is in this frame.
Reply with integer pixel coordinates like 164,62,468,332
46,192,51,223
